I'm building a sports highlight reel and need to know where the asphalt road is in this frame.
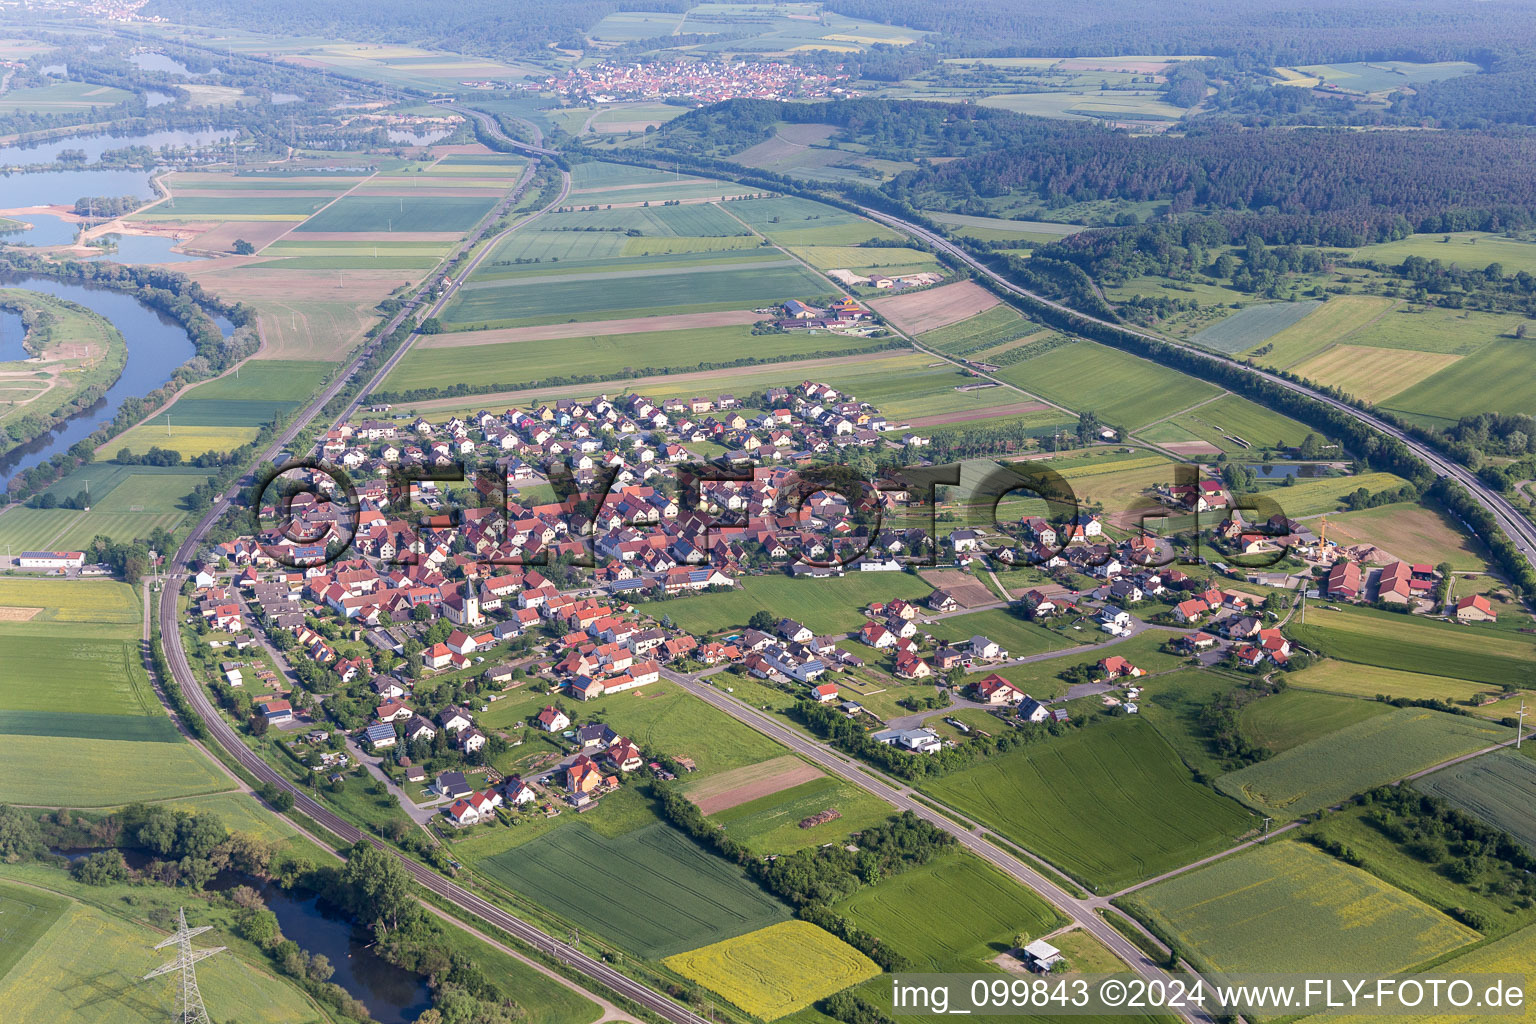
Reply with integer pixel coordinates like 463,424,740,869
659,667,1212,1023
857,205,1536,570
148,161,717,1024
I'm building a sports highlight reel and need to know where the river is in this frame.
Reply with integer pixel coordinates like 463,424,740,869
53,848,433,1022
0,274,199,487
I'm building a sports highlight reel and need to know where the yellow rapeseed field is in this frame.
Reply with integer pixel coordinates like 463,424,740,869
664,920,881,1020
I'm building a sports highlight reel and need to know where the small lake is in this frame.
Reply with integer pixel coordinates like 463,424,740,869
271,91,303,105
388,128,452,146
51,849,432,1023
145,90,177,107
0,308,29,362
0,274,197,487
2,211,80,247
0,127,235,167
1,168,157,210
130,52,213,78
86,233,205,265
1252,463,1331,479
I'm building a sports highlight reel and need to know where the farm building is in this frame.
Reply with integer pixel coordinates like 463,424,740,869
17,550,85,569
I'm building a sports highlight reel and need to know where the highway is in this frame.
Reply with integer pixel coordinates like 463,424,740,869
148,159,719,1024
660,669,1212,1022
857,205,1536,571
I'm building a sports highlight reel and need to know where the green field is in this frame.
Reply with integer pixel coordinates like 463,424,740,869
1234,471,1410,519
1292,60,1478,94
1215,707,1513,818
152,359,329,427
725,195,901,247
1145,393,1323,454
1352,232,1536,277
0,577,140,638
660,573,934,635
1190,301,1321,354
477,822,789,958
1,635,158,718
441,258,828,328
1251,295,1397,368
0,732,233,806
663,920,881,1021
708,776,896,855
385,324,885,392
996,340,1219,429
1380,339,1536,428
1414,751,1536,853
0,80,134,113
147,196,334,219
1286,603,1536,687
1125,841,1477,976
1288,660,1495,704
296,194,498,233
0,882,326,1024
918,305,1035,356
1236,689,1393,755
835,852,1063,970
924,717,1256,890
571,180,753,205
0,880,67,981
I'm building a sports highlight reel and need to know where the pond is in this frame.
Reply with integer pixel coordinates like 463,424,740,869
0,307,29,362
130,52,214,78
388,128,452,146
85,233,206,265
0,127,235,167
0,274,197,487
2,210,81,247
0,167,158,209
271,91,304,105
1251,463,1332,479
145,90,177,107
50,849,433,1023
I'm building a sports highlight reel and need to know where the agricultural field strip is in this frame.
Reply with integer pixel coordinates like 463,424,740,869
456,256,798,291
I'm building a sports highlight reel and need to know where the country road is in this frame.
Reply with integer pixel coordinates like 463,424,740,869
658,666,1214,1024
855,205,1536,574
146,157,716,1024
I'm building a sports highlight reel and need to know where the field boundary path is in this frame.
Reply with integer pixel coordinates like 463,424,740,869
660,664,1213,1024
147,151,715,1024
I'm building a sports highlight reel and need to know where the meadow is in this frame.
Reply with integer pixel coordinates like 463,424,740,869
1414,751,1536,854
786,244,938,271
381,323,886,392
477,822,789,958
724,195,902,247
996,340,1219,429
0,880,66,980
1324,501,1491,570
835,852,1063,971
1,635,158,717
1237,470,1410,519
1292,60,1478,93
1236,689,1392,756
1380,340,1536,428
708,776,896,856
1286,603,1536,687
975,632,1189,700
1288,659,1494,705
1214,707,1513,818
663,920,881,1021
924,717,1256,890
1190,301,1320,354
297,194,498,233
1351,232,1536,276
924,608,1077,660
0,885,326,1024
1124,841,1477,976
142,196,330,219
659,573,934,635
1155,393,1321,453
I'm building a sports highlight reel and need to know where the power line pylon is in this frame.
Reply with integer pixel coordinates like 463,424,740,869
143,907,224,1024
